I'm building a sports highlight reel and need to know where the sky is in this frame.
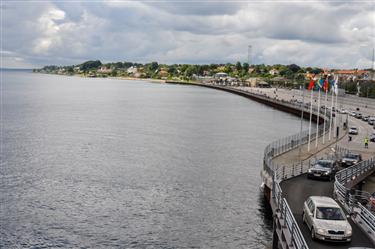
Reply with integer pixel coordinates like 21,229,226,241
1,0,374,69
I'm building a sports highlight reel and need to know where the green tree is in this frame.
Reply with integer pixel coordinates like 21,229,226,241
287,64,301,73
150,61,159,71
235,61,242,72
311,68,323,75
242,62,249,73
80,60,102,71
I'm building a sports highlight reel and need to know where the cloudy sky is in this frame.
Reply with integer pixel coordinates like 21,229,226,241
1,0,374,69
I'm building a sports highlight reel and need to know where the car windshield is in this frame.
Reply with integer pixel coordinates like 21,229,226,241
316,207,345,220
317,161,332,168
346,154,359,160
350,127,357,130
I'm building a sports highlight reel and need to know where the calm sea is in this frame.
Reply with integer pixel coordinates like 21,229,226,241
1,71,307,248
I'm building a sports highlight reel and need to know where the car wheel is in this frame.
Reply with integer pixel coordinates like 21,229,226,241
311,227,316,240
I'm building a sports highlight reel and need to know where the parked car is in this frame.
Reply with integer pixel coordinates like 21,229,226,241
368,117,375,125
303,196,352,242
307,160,338,181
350,111,356,117
341,153,362,167
355,113,362,119
340,109,348,114
362,116,369,122
348,127,358,135
370,134,375,142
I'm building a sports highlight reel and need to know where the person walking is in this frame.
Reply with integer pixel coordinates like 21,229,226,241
364,136,369,149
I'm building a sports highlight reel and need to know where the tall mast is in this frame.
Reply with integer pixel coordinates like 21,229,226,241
372,48,375,80
248,45,252,66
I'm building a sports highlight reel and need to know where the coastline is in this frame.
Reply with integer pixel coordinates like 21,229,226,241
33,72,198,85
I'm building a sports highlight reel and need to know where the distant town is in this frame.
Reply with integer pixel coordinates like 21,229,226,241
34,60,375,98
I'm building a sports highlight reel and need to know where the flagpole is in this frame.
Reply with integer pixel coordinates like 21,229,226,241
315,88,321,147
334,77,338,138
308,89,314,152
323,88,328,144
329,85,334,141
299,85,305,157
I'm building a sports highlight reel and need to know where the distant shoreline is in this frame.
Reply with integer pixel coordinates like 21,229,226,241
33,71,198,85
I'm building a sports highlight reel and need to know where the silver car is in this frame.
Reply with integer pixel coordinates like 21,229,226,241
349,127,358,135
303,196,352,242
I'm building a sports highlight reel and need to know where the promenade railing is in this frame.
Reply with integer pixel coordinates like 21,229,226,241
208,84,340,249
272,179,308,249
334,156,375,242
264,105,332,249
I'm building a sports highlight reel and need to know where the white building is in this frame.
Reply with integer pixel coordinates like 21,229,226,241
127,66,138,74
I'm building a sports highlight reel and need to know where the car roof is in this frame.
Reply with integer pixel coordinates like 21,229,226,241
345,152,360,156
309,196,340,207
316,159,333,163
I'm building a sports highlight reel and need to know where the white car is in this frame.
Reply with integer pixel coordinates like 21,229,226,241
349,127,358,135
340,109,348,114
303,196,352,242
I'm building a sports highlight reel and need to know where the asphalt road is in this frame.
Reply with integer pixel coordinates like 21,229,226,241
281,175,374,249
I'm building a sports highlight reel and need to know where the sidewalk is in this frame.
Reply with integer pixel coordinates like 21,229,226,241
273,126,347,167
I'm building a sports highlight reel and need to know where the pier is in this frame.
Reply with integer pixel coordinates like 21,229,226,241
170,81,375,249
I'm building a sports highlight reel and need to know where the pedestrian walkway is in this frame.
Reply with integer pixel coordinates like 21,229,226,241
273,126,347,167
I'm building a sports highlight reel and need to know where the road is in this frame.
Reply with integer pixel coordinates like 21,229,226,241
281,175,374,249
251,87,375,248
344,115,375,158
239,87,375,116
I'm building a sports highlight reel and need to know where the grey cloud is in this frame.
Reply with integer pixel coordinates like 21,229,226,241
2,0,374,68
142,1,245,16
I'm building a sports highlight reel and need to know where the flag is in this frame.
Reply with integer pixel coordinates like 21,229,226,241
332,76,338,95
329,78,335,92
316,78,324,89
307,79,315,90
323,78,329,92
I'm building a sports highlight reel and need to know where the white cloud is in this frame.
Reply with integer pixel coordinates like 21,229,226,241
2,0,374,68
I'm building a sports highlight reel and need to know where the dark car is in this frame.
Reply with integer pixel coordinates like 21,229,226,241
370,134,375,142
307,159,338,181
341,153,362,167
355,113,362,119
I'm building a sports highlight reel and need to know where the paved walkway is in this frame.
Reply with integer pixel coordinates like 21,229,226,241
239,87,375,115
251,85,375,166
273,126,347,167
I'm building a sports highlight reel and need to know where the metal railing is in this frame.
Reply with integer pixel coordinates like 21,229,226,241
259,90,333,249
210,85,346,249
334,156,375,241
263,120,328,176
272,168,309,249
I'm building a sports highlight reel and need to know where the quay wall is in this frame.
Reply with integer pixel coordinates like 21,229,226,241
166,81,323,123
